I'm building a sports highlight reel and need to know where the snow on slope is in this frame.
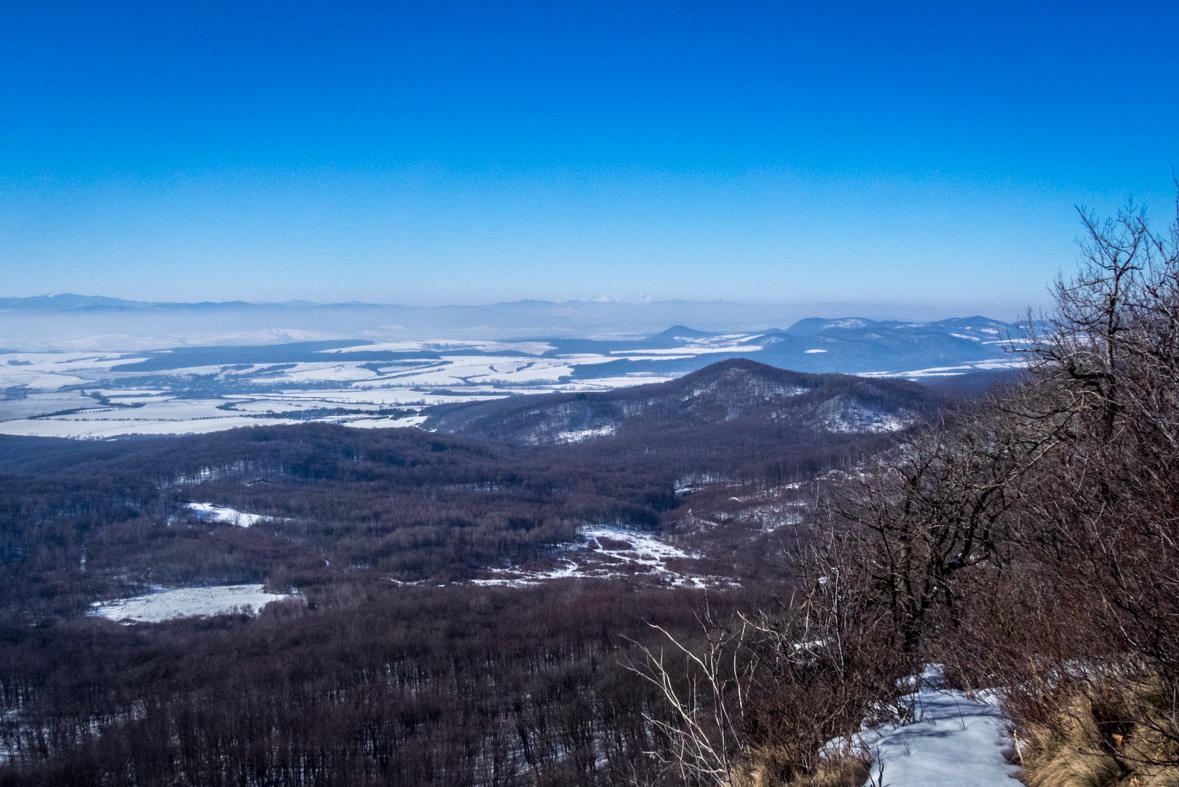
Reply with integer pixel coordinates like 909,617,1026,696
185,502,268,527
554,425,616,443
470,526,730,588
814,395,915,433
90,585,293,623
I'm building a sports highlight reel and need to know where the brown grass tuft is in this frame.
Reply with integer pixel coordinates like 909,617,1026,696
732,747,871,787
1017,678,1179,787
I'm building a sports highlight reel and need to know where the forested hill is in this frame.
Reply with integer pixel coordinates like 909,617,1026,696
424,358,946,446
0,361,956,606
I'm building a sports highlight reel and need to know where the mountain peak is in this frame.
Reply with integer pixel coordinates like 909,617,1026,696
425,357,942,446
785,317,879,335
647,325,715,341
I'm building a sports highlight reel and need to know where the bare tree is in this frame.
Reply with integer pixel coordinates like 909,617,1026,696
628,530,908,787
940,194,1179,779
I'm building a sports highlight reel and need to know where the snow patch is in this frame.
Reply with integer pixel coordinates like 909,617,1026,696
185,502,269,527
817,397,912,434
554,424,616,443
470,526,732,588
582,526,700,565
90,585,294,623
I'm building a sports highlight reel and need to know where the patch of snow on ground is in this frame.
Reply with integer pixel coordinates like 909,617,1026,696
345,413,429,429
583,525,699,564
818,398,912,434
90,585,293,623
186,502,268,527
470,526,730,588
555,425,616,443
0,413,301,439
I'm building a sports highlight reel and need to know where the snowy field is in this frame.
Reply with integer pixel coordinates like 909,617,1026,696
89,585,294,623
0,352,149,389
0,342,678,438
0,331,1020,438
860,358,1024,380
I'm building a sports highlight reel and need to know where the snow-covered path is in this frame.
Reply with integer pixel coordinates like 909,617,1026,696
858,687,1020,787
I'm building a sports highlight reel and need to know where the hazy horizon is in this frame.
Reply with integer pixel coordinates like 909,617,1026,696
0,292,1030,354
1,290,1028,316
4,2,1177,311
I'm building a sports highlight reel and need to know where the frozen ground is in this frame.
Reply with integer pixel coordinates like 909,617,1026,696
848,668,1020,787
90,585,293,623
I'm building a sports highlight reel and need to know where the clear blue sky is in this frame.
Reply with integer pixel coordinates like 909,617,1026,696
1,1,1176,316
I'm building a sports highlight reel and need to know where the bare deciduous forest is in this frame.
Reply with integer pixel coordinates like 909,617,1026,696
0,363,949,785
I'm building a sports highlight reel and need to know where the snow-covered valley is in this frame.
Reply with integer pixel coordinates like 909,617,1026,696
0,319,1020,439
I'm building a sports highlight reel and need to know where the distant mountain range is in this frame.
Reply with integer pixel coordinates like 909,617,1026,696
0,294,1023,352
425,358,947,448
1,313,1023,440
535,317,1017,377
74,315,1017,378
1,294,1025,440
0,295,331,312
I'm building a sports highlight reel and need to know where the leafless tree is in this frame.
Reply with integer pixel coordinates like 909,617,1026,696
628,531,907,787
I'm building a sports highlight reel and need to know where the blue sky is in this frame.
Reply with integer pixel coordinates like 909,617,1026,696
1,1,1176,317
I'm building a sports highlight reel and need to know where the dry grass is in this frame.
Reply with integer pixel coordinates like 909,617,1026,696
1017,677,1179,787
731,747,870,787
